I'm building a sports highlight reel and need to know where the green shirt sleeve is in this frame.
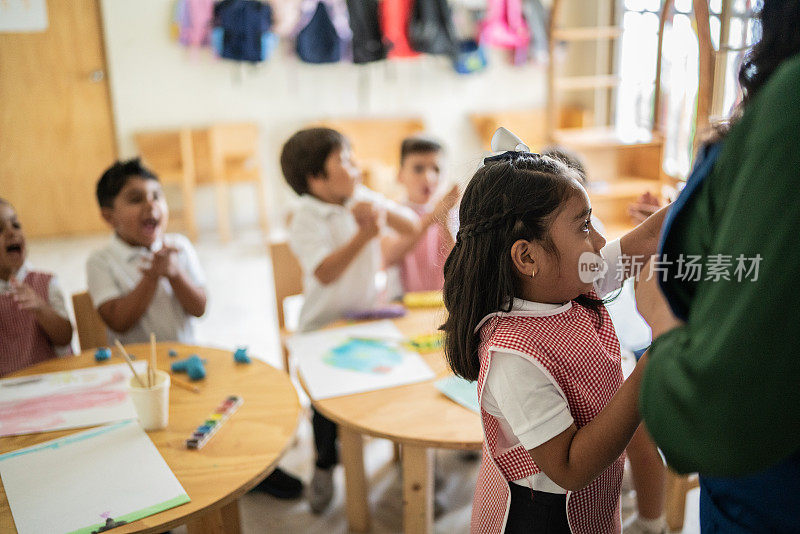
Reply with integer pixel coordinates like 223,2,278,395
640,56,800,476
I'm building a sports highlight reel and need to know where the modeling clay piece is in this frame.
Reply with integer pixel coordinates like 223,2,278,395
94,347,112,362
92,517,128,533
171,355,206,381
342,304,407,320
402,290,444,308
233,347,251,364
168,349,178,358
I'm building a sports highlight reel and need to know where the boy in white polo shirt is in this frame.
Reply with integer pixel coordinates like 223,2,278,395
280,127,418,512
88,158,305,501
86,158,207,346
86,158,303,499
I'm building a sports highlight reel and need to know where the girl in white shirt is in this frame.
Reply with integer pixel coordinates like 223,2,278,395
440,134,669,534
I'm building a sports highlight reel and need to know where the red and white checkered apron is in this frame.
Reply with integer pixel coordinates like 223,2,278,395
0,271,59,376
472,294,625,534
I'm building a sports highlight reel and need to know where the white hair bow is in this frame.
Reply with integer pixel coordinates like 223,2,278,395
490,127,530,153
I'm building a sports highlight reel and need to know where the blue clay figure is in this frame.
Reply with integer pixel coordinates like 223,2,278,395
233,347,251,364
171,355,206,381
94,347,112,362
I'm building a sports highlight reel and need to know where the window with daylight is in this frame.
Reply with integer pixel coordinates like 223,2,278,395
615,0,760,179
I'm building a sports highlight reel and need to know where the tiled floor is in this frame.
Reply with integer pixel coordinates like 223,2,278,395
25,230,700,533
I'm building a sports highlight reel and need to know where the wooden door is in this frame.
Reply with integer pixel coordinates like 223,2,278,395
0,0,117,237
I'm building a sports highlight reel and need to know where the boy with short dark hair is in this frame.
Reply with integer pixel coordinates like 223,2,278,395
382,136,459,293
281,127,419,512
282,127,418,332
89,158,305,500
87,158,207,345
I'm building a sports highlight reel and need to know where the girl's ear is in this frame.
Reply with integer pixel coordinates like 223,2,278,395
510,239,539,278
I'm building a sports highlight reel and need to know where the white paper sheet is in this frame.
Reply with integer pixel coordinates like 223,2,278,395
286,321,435,399
0,0,48,32
0,362,147,437
0,419,189,534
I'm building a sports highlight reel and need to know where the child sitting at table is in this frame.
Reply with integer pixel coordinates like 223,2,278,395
382,136,460,293
0,198,73,376
281,127,418,512
87,158,303,500
86,158,207,346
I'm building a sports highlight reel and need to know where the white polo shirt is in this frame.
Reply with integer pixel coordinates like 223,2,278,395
481,238,624,493
86,233,205,345
0,262,71,355
288,185,412,332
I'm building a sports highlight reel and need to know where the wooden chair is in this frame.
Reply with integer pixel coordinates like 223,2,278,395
134,128,198,241
194,122,270,242
71,292,108,351
269,240,303,372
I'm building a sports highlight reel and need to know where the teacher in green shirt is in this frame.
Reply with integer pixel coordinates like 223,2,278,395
635,1,800,531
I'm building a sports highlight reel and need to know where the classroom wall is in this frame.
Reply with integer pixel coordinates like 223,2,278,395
99,0,549,233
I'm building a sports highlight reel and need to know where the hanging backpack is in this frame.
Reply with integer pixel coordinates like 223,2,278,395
174,0,215,48
408,0,459,57
380,0,420,59
346,0,387,64
453,39,488,74
480,0,530,64
295,0,352,64
212,0,276,63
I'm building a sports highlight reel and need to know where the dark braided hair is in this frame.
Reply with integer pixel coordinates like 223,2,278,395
455,210,513,242
440,153,606,381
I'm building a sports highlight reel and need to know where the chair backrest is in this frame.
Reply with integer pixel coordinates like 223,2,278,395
134,128,195,186
206,122,261,184
71,291,108,351
269,240,303,330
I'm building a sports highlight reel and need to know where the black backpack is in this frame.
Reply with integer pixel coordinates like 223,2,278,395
296,2,343,63
408,0,458,57
213,0,274,63
346,0,387,64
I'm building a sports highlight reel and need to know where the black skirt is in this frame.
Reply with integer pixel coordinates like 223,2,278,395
504,482,570,534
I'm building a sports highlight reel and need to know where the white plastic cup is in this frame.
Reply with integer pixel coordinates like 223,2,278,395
128,370,170,430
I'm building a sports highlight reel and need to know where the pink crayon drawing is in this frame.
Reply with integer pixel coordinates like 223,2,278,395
0,372,131,437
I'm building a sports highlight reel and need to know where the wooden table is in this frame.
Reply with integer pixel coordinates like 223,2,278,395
305,309,483,534
0,344,301,534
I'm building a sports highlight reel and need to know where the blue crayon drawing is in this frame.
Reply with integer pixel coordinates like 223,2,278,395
323,338,404,374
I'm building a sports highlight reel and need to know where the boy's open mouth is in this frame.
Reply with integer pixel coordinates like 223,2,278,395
142,218,159,232
5,244,22,254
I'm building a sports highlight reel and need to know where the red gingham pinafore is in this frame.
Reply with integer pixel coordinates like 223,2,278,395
472,295,625,534
0,271,59,376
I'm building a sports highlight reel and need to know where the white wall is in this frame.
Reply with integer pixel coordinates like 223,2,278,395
100,0,548,233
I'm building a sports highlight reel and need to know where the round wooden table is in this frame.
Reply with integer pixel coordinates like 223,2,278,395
0,344,301,534
303,308,483,534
